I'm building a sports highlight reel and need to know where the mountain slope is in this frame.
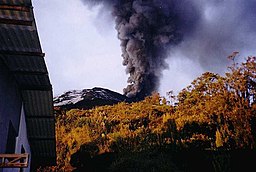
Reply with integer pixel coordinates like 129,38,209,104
53,87,131,109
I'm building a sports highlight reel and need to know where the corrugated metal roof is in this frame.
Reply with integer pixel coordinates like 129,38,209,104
22,90,53,117
0,0,56,168
29,140,56,163
0,54,47,73
0,7,32,20
0,0,31,6
0,24,41,52
26,118,55,139
14,73,51,89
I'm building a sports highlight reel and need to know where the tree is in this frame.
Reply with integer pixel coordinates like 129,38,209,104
173,55,256,149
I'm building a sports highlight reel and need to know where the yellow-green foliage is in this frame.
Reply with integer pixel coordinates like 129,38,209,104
50,56,256,171
55,93,176,170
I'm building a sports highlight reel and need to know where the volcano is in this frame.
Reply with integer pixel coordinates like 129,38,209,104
53,87,132,110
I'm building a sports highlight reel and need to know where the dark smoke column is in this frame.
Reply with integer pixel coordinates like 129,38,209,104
82,0,198,100
113,0,182,100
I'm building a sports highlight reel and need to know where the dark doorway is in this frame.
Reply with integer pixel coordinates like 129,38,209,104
6,121,17,154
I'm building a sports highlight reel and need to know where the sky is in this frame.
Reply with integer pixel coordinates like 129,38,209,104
32,0,256,98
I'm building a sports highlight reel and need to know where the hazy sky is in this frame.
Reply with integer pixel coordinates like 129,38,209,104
33,0,256,97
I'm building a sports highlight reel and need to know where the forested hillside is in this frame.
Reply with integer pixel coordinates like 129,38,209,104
38,56,256,172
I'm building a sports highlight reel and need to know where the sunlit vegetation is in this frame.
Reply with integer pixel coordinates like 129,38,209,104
38,55,256,171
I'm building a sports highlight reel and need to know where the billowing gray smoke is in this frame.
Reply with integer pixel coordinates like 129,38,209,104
81,0,256,100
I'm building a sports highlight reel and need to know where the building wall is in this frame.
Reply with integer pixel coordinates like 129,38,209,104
0,60,31,171
3,106,31,172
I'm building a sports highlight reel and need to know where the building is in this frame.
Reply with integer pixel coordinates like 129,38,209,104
0,0,56,171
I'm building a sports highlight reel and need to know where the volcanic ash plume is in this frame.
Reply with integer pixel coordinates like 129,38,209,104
113,1,198,100
81,0,256,100
82,0,199,100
